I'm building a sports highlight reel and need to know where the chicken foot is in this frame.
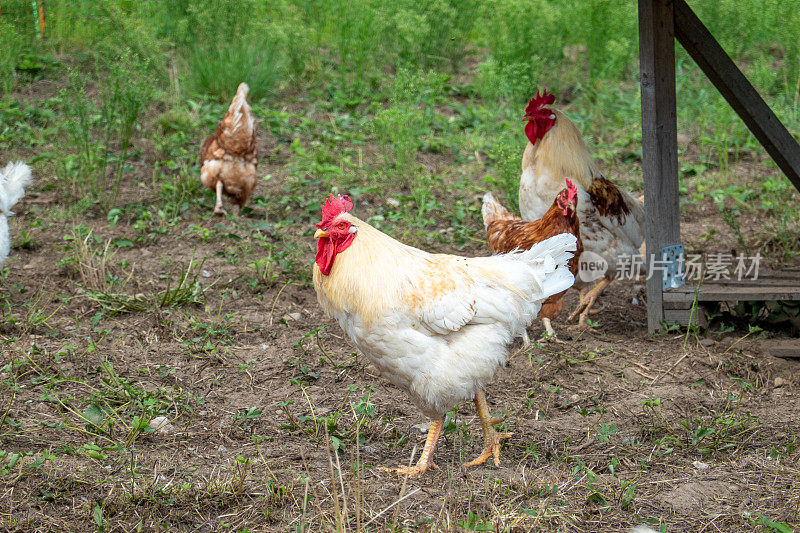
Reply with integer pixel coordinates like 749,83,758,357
536,317,568,344
464,390,512,467
381,418,442,477
568,278,611,327
213,181,227,216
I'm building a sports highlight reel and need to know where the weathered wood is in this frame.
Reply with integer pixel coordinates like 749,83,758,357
674,0,800,192
663,279,800,302
769,341,800,360
664,299,695,310
639,0,681,332
663,307,707,328
665,289,800,302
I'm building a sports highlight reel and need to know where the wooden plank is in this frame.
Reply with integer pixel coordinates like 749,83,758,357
663,307,708,328
639,0,681,332
664,299,694,310
670,277,800,289
769,341,800,360
674,0,800,192
664,286,800,302
674,279,800,288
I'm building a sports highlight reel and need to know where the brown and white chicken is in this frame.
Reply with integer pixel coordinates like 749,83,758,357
482,179,582,341
200,82,257,216
518,91,645,326
313,194,576,476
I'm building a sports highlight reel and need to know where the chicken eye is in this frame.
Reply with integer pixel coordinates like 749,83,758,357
337,222,346,230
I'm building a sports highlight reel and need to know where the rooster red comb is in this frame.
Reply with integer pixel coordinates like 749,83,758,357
318,194,353,228
524,90,555,116
523,90,557,144
565,178,578,204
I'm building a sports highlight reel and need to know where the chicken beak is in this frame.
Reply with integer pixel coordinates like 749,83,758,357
314,229,328,239
521,114,533,122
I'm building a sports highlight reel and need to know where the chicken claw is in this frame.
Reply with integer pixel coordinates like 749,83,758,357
465,390,513,467
536,334,568,344
567,278,611,326
464,427,513,467
213,181,228,216
382,418,443,477
380,462,439,477
536,318,568,344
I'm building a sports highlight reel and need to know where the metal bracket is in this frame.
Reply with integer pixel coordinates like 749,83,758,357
661,244,686,290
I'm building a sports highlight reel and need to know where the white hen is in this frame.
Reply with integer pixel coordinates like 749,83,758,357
0,162,32,267
312,195,576,476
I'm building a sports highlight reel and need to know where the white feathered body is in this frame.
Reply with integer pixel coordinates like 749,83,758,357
0,213,8,267
519,109,645,282
313,213,576,418
0,161,32,267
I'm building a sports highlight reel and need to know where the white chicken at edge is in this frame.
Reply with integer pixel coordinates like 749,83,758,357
0,162,32,267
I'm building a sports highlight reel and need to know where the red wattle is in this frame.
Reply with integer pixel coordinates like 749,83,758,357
524,121,536,145
316,238,336,275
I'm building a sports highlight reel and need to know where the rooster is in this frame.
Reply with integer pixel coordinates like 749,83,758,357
519,91,644,326
313,194,576,476
0,161,32,267
482,178,582,341
200,82,257,216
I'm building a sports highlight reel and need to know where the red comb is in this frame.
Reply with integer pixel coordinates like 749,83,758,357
524,90,555,116
318,194,353,228
565,178,578,203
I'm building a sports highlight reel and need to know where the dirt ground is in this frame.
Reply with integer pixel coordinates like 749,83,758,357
1,93,799,532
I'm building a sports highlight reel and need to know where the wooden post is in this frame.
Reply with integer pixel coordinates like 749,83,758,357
37,0,44,40
674,0,800,192
638,0,681,332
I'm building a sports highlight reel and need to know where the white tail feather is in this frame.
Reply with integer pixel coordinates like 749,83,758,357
518,232,577,300
481,192,516,228
481,192,501,228
0,161,32,212
518,232,577,265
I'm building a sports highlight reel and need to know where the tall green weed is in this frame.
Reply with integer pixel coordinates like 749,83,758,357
0,21,27,94
58,55,153,210
178,0,285,102
48,0,165,75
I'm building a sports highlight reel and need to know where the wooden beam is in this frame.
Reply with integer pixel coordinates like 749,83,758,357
674,0,800,192
638,0,681,332
664,285,800,302
768,341,800,360
663,307,708,328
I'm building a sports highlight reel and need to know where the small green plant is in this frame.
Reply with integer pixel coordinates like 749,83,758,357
81,257,209,315
246,257,278,290
754,515,793,533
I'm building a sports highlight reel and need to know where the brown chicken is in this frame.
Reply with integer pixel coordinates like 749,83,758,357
200,82,257,216
483,179,582,341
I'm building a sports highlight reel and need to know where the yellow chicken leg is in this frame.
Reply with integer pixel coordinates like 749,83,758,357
568,278,611,327
213,181,227,216
381,418,443,477
464,390,512,467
